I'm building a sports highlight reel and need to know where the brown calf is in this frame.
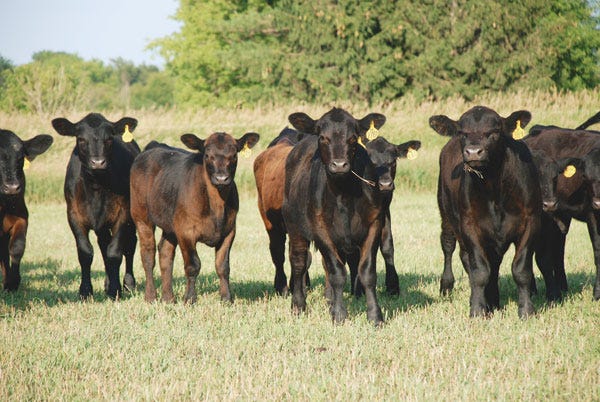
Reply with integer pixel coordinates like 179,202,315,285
130,132,259,303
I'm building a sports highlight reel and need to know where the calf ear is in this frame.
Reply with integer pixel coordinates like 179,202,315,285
23,135,54,160
505,110,532,131
237,132,260,152
52,118,76,136
180,133,205,152
113,117,138,135
395,140,421,158
288,113,316,134
429,115,457,137
359,113,386,132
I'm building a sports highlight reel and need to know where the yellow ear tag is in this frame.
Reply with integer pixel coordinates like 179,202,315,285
366,120,379,141
23,158,31,170
563,165,576,178
122,124,133,143
512,120,525,140
357,136,366,149
239,142,251,158
406,147,418,160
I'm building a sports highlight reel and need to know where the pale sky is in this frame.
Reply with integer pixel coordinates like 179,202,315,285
0,0,181,67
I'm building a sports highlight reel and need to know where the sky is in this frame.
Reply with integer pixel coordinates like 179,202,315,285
0,0,181,67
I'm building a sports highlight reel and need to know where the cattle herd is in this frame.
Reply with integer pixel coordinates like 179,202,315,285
1,106,599,325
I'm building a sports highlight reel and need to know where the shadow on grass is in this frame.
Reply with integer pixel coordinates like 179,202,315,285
0,258,139,313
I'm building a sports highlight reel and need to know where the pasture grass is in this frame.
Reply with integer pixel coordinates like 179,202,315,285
1,193,599,401
1,92,600,400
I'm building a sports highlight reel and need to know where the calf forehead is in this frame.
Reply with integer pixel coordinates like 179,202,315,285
367,138,395,163
0,130,23,153
79,114,113,137
318,109,358,135
459,107,502,132
205,132,237,152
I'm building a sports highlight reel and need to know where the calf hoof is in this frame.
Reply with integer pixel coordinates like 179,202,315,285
367,306,384,327
3,276,21,292
79,283,93,299
144,290,157,303
330,304,348,324
123,274,136,293
291,296,306,316
518,304,535,319
162,293,176,304
386,284,400,296
275,283,289,297
545,288,562,304
440,279,454,296
105,285,122,301
469,304,491,318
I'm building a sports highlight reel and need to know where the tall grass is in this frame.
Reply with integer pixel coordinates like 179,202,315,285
0,91,599,400
4,89,599,201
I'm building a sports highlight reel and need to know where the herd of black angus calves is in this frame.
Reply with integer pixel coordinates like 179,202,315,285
1,106,600,324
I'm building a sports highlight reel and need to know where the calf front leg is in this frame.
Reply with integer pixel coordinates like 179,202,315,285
288,234,309,315
512,245,535,319
214,229,235,303
440,219,456,296
158,233,177,303
4,219,26,291
178,237,201,304
69,221,94,299
97,229,123,300
381,212,399,296
467,248,492,318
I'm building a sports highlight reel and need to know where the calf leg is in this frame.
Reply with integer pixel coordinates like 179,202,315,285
214,229,235,303
3,218,26,291
158,232,177,303
69,221,94,299
512,245,535,318
467,248,492,317
267,226,288,296
586,214,600,300
122,221,137,292
358,247,384,326
534,216,561,302
97,228,122,299
323,252,347,324
136,221,157,302
440,220,456,296
381,211,399,296
178,237,201,304
288,234,309,315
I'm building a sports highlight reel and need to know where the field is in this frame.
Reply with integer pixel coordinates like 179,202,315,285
1,92,599,400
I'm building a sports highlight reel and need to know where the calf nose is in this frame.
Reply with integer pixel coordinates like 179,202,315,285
378,179,394,192
1,182,21,195
593,198,600,210
463,146,484,161
213,174,231,185
89,157,107,170
542,199,558,212
328,159,350,174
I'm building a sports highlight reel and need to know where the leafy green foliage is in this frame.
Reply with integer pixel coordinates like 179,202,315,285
0,52,174,114
152,0,599,106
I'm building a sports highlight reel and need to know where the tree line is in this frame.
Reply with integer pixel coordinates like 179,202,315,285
1,0,598,113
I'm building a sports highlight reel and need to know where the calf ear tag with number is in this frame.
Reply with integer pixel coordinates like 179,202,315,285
366,120,379,141
122,124,133,143
512,120,525,140
563,165,576,178
358,136,367,149
23,158,31,170
406,147,418,160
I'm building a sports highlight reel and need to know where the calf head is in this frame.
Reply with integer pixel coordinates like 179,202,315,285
430,106,531,171
288,107,386,176
0,130,53,196
181,132,260,187
52,113,137,172
365,137,421,192
562,149,600,210
531,150,574,212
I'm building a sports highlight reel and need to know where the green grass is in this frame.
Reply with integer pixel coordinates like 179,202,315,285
1,193,599,400
1,93,600,400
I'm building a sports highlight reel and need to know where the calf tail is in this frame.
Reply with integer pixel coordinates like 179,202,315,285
576,110,600,131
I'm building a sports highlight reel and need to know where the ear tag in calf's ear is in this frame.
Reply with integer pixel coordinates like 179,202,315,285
23,158,31,170
366,120,379,141
512,120,525,140
358,136,366,149
239,142,252,158
563,165,576,178
122,124,133,143
406,147,418,160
